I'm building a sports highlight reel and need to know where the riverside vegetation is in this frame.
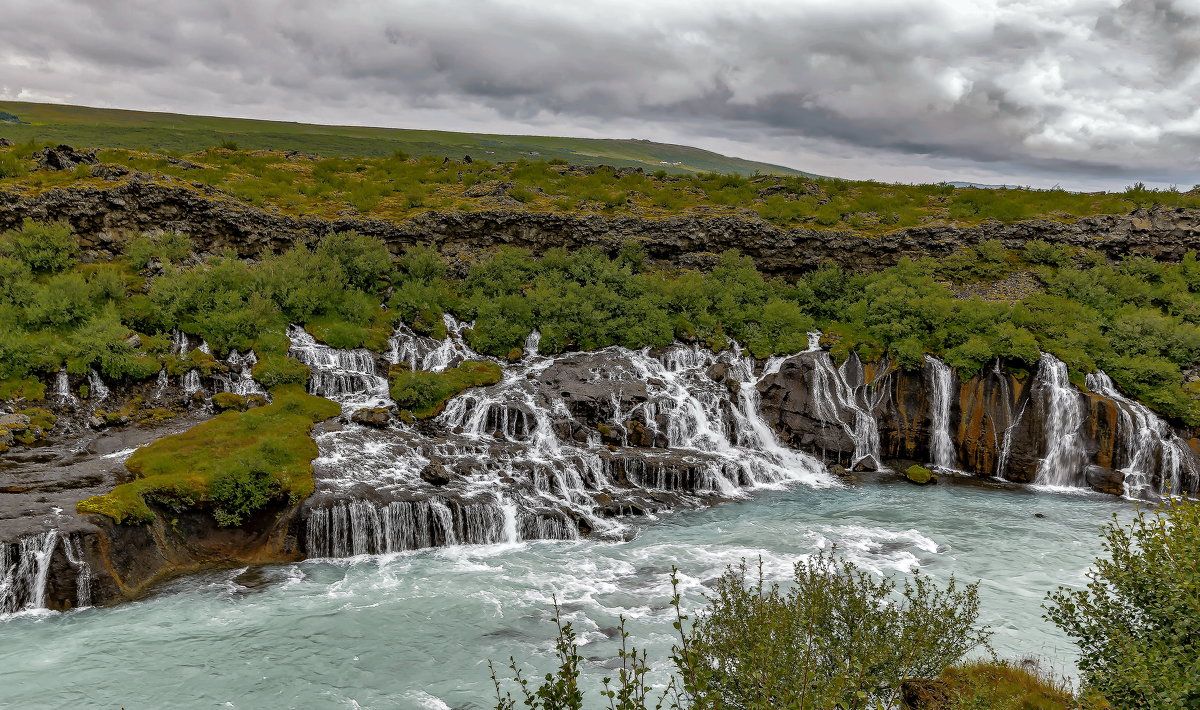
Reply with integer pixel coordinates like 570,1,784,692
492,499,1199,709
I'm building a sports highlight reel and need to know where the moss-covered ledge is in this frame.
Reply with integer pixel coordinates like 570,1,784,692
77,385,340,525
389,361,502,419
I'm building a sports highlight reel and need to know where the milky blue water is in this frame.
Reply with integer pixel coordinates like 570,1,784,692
0,477,1129,709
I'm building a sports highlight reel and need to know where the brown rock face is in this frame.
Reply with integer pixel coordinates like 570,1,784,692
760,353,1198,497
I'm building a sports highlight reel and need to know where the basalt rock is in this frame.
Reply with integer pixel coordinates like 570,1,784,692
351,407,392,428
33,144,98,172
1,176,1199,276
1085,464,1125,496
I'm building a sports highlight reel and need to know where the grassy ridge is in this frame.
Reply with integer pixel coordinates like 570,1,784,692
0,100,811,177
2,139,1196,234
76,386,339,525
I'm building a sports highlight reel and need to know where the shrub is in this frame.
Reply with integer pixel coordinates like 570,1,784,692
492,556,990,710
1045,497,1200,707
0,151,27,179
389,361,502,418
251,355,310,389
0,219,78,273
1023,240,1074,267
209,465,280,527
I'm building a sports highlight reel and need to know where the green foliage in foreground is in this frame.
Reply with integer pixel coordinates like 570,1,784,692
76,386,339,525
389,361,502,418
1045,498,1200,708
491,554,990,709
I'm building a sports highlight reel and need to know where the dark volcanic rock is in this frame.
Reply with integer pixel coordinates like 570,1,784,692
1085,464,1124,496
1,177,1198,277
351,407,392,428
33,144,98,171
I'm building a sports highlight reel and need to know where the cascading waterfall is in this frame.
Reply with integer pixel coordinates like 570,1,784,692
170,330,189,356
304,323,836,559
152,368,170,400
54,368,75,403
806,349,884,469
0,531,58,615
218,350,266,397
1086,372,1198,498
925,356,958,470
86,370,110,400
1033,353,1087,487
60,534,92,608
288,326,389,405
182,369,202,396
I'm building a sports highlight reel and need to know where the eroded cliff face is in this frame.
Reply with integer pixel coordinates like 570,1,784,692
758,352,1198,496
2,177,1199,276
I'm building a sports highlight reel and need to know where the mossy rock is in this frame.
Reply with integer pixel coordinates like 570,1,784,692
0,377,46,402
18,407,57,431
77,385,340,525
212,392,248,412
905,464,937,485
389,361,502,419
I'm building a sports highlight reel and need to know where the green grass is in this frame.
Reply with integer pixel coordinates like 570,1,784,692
389,361,502,418
0,100,810,177
931,659,1078,710
76,385,339,525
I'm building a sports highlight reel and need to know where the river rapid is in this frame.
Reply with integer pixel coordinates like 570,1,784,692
0,477,1128,710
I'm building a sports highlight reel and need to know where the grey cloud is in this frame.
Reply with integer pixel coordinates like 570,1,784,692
1,0,1198,189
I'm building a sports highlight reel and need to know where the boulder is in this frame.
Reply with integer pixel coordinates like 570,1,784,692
0,137,13,147
0,413,31,432
853,455,880,472
0,428,14,448
91,164,131,180
420,466,451,486
351,407,391,428
905,464,937,485
33,144,98,171
1084,464,1124,496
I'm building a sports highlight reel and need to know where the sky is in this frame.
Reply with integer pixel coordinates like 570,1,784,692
1,0,1198,191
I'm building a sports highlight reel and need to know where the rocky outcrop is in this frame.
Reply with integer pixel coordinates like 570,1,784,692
759,352,1200,495
1,177,1198,276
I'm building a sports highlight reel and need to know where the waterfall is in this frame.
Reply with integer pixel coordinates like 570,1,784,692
806,350,883,469
1033,354,1087,487
0,531,58,615
219,350,266,397
54,368,76,403
1086,372,1199,498
87,370,110,400
182,369,202,396
925,356,958,470
288,326,389,405
170,330,189,356
60,534,92,608
152,368,169,400
306,498,519,557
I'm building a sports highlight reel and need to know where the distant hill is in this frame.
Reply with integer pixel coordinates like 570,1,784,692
945,181,1024,190
0,101,816,177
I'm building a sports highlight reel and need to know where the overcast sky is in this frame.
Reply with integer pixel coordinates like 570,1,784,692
2,0,1198,190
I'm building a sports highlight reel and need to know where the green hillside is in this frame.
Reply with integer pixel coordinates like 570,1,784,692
0,101,814,177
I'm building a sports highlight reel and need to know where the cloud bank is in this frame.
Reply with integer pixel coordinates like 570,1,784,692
1,0,1197,189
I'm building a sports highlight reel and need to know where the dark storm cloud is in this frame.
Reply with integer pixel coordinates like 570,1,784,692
1,0,1198,188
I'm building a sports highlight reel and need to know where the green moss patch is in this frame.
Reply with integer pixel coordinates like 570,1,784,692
905,464,936,485
251,355,310,389
77,385,339,525
389,361,502,419
0,377,46,402
305,314,391,352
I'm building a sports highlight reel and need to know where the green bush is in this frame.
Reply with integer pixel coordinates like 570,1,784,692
251,355,310,389
0,151,27,179
492,555,989,710
209,465,280,527
1045,497,1200,707
389,361,502,418
0,219,78,273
